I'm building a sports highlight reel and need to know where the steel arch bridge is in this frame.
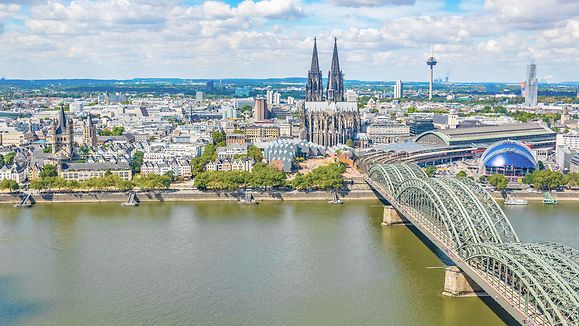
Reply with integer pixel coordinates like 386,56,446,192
365,163,579,326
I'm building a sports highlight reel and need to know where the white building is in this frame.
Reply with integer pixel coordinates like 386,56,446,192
196,91,204,102
206,158,254,172
556,131,579,171
557,132,579,149
0,164,26,184
70,102,85,113
216,144,248,159
266,90,274,105
366,118,410,144
345,90,358,103
394,80,403,99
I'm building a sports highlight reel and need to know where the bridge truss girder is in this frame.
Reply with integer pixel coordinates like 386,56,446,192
366,163,578,326
461,243,579,326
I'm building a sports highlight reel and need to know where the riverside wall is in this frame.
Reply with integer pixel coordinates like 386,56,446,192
0,189,378,204
2,180,578,204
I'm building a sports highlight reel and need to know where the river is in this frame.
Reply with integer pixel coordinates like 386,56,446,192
0,201,577,325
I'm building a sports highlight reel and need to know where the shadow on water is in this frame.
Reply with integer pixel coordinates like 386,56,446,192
0,276,46,325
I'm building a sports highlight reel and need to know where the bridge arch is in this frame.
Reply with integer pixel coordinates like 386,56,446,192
393,177,519,250
394,177,465,249
461,243,579,326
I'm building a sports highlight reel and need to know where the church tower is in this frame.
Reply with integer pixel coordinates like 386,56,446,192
327,38,344,102
83,114,97,148
306,38,323,102
50,105,74,158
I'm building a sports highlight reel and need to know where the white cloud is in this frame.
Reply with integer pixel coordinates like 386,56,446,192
485,0,579,28
331,0,414,8
0,0,578,81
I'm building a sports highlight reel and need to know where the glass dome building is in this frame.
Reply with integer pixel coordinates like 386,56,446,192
481,140,537,176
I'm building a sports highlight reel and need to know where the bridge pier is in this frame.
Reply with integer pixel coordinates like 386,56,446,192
442,266,485,297
382,205,405,226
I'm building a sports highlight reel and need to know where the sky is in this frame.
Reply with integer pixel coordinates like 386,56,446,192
0,0,578,82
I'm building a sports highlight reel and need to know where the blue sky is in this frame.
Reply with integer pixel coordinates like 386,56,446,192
0,0,578,82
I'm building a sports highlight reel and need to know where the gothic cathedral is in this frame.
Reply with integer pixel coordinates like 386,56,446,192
302,38,360,147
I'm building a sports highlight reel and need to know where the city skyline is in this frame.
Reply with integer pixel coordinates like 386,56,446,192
0,0,578,82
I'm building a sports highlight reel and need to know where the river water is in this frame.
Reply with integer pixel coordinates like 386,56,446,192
0,201,577,325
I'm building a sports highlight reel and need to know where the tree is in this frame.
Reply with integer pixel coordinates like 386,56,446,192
0,154,3,168
100,126,125,136
523,172,534,185
0,179,19,191
43,146,52,154
424,166,437,177
133,174,172,190
194,171,210,190
40,164,58,178
456,170,467,177
537,161,545,170
564,173,579,188
190,144,217,177
529,170,564,190
290,163,346,191
247,145,263,162
4,152,16,165
249,163,286,190
211,131,226,146
130,150,144,173
346,139,354,147
488,174,508,191
290,172,310,190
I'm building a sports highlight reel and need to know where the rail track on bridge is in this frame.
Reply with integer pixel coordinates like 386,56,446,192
363,163,578,326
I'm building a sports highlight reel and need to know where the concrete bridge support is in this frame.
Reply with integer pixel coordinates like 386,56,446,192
382,205,405,226
442,266,485,297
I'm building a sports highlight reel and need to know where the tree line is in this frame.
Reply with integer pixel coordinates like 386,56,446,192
29,164,172,191
290,163,346,191
523,170,579,190
193,162,347,191
194,163,286,191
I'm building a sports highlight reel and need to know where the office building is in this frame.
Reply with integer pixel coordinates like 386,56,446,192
394,80,403,99
266,90,274,105
409,118,435,136
525,63,538,107
254,98,269,121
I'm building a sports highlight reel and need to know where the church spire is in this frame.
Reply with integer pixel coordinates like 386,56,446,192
310,37,320,72
330,37,340,74
58,104,67,130
306,37,323,102
327,37,344,102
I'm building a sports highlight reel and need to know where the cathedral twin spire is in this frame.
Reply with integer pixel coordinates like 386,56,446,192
306,37,344,102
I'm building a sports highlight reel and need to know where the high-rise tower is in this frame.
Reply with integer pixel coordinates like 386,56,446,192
426,47,437,100
394,80,403,99
327,38,344,102
306,38,323,102
525,63,538,107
